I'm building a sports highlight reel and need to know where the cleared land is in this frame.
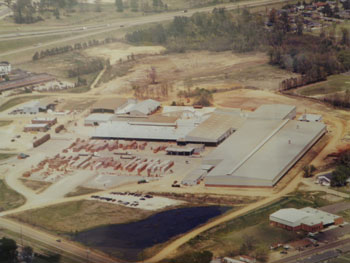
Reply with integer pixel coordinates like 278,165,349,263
0,153,15,161
295,74,350,97
8,200,156,235
20,179,52,193
91,49,297,97
0,179,26,212
0,120,12,127
65,187,99,198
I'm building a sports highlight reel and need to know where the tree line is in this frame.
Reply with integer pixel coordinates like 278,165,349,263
9,0,78,24
331,150,350,187
32,37,119,61
126,8,266,53
68,58,105,78
115,0,168,13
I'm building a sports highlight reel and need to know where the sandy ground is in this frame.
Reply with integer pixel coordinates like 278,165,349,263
85,42,166,65
88,192,183,211
88,49,296,98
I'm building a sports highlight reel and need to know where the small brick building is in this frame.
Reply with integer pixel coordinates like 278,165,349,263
270,207,343,233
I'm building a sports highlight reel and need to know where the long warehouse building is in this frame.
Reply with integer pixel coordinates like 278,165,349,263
204,119,326,187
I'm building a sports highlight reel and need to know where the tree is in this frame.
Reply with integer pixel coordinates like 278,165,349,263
95,0,102,12
32,51,39,60
0,237,17,263
331,165,350,186
130,0,138,12
269,8,277,23
302,164,316,178
54,8,60,19
148,67,157,84
22,246,33,263
115,0,123,11
4,0,12,7
341,28,350,46
322,4,333,17
296,15,304,35
170,251,213,263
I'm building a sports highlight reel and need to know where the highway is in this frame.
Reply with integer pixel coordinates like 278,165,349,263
0,0,288,40
0,0,290,60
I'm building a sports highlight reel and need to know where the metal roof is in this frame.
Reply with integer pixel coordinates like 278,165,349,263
299,114,322,122
270,208,311,227
24,123,49,128
300,207,341,225
205,119,326,187
92,98,128,111
127,99,160,115
185,113,245,143
93,120,194,141
85,113,114,122
249,104,296,120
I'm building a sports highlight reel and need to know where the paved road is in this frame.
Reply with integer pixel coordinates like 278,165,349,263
0,217,120,263
0,0,287,40
272,238,350,263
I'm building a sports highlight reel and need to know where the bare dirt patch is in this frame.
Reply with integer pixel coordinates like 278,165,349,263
20,179,52,193
84,42,166,65
94,50,295,98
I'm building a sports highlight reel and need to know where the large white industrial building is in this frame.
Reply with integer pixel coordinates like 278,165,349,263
88,101,326,188
204,119,326,187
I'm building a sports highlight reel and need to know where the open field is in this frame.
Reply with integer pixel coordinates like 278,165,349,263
92,50,296,97
7,200,156,235
65,187,99,198
0,120,13,127
167,191,334,261
0,95,45,112
0,179,26,212
0,153,15,161
56,98,96,111
295,74,350,97
20,179,52,193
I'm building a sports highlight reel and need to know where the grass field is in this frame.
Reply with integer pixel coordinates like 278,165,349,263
0,95,45,112
296,74,350,97
8,200,155,236
0,120,13,127
166,191,333,260
20,179,52,193
0,179,26,212
65,187,99,198
0,153,16,161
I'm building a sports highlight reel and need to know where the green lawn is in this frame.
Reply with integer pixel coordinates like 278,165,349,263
0,179,26,212
296,75,350,97
0,96,45,112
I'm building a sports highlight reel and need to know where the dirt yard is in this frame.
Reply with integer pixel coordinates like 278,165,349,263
86,46,297,98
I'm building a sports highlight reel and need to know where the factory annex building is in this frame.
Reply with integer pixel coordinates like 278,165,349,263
270,207,344,232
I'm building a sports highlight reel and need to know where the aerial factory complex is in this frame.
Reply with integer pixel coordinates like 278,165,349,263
83,102,326,188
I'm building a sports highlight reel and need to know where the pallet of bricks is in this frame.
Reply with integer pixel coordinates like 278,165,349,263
33,134,50,148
